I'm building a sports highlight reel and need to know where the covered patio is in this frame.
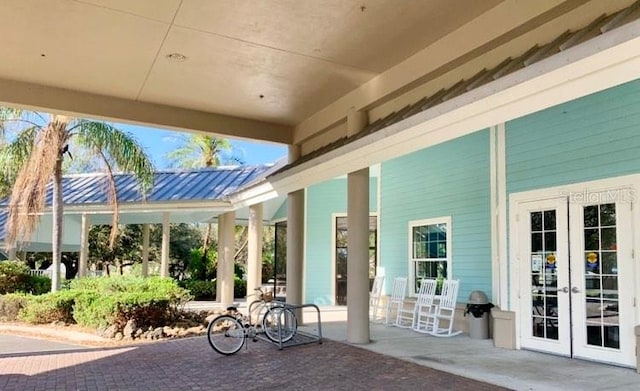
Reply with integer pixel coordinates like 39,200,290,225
2,0,640,371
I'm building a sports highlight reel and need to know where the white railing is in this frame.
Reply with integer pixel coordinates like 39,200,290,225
29,269,52,278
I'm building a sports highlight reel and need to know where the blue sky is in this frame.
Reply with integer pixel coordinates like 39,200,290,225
119,123,288,169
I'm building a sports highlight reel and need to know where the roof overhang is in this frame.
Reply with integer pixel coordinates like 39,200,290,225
269,17,640,193
0,77,293,144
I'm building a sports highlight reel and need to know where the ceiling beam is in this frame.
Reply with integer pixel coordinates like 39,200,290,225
0,77,293,144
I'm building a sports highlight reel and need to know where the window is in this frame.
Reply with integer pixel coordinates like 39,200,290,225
335,215,378,305
409,217,451,295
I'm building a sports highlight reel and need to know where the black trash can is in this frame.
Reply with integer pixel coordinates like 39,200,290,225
464,291,494,339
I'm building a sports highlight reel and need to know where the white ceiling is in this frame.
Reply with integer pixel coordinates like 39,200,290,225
0,0,502,136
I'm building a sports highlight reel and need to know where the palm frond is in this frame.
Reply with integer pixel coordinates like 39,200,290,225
5,117,69,245
0,107,22,137
75,120,155,193
0,126,39,188
166,133,233,168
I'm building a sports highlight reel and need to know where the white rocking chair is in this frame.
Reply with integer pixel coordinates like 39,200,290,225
384,277,407,325
427,279,462,337
396,278,437,329
369,275,385,322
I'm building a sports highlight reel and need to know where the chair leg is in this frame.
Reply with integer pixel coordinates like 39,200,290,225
385,301,401,325
429,311,462,337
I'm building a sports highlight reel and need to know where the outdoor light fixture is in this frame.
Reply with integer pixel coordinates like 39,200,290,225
166,53,187,62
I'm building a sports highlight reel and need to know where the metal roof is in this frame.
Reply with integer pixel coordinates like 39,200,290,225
0,165,280,248
1,165,271,207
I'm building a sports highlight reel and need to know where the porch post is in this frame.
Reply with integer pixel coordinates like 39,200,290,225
287,145,305,315
78,213,90,278
247,203,263,296
141,223,150,277
216,214,225,303
346,107,370,344
7,246,16,260
219,211,236,307
160,212,170,278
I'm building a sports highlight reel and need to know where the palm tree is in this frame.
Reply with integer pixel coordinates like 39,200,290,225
167,134,238,169
0,109,155,291
166,134,240,279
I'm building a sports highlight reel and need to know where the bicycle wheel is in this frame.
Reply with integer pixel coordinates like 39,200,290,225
207,315,245,355
262,307,297,343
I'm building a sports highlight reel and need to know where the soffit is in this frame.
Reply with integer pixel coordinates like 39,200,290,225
0,0,502,132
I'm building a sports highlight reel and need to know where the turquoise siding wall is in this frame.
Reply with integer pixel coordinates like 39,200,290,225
380,130,491,302
304,177,378,305
507,79,640,194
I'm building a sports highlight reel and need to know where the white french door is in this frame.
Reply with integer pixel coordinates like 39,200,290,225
516,189,635,367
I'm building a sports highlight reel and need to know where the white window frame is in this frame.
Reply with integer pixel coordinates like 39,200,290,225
408,216,452,296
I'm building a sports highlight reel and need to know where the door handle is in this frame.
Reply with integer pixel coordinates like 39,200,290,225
559,287,569,293
571,287,580,294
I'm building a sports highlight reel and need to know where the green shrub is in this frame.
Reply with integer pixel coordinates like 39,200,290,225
180,279,215,300
0,293,30,321
110,293,173,329
0,261,31,294
234,277,247,299
18,291,75,324
28,275,52,295
180,277,245,299
69,276,191,301
8,276,193,329
69,276,192,329
70,291,113,328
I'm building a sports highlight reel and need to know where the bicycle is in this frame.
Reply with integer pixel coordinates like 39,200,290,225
207,287,298,355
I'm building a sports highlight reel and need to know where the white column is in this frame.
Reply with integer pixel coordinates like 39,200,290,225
78,214,90,278
141,223,150,277
247,203,263,296
216,214,225,303
347,107,370,344
286,145,305,316
347,168,370,343
7,246,16,261
160,212,170,278
497,123,508,309
220,211,236,307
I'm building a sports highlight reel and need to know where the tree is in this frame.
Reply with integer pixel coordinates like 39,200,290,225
166,134,241,280
0,109,155,292
166,134,239,169
87,223,202,278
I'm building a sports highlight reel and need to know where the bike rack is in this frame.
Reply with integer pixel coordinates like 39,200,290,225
263,303,323,350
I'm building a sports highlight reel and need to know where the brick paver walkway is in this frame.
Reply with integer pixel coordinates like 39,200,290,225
0,336,509,390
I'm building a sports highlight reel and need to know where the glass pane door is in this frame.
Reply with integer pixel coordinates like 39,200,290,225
582,203,619,349
518,197,570,357
529,210,559,341
569,191,634,367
